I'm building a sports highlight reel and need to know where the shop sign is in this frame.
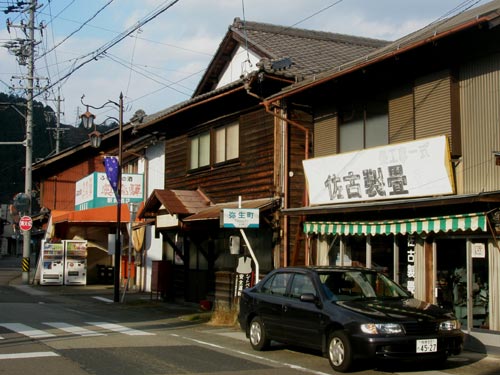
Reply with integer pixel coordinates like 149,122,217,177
303,136,455,206
75,172,144,211
406,235,416,295
221,208,259,228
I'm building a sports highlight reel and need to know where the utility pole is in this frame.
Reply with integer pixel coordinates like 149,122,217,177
23,1,35,284
3,0,40,284
46,93,66,154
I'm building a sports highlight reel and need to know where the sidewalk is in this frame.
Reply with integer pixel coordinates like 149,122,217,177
5,264,206,319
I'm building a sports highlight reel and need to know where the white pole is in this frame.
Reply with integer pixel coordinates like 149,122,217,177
240,229,259,282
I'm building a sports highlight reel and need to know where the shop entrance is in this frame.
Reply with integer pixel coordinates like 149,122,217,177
435,238,489,329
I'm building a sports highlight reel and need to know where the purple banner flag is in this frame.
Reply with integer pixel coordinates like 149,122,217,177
103,156,121,203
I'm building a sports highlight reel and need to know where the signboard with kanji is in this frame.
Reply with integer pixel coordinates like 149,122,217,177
75,172,144,211
303,135,455,206
220,208,259,228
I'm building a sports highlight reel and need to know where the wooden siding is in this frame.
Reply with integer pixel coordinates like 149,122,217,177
414,70,453,144
313,110,338,157
165,108,275,203
287,109,313,265
40,156,105,211
459,54,500,194
389,86,415,144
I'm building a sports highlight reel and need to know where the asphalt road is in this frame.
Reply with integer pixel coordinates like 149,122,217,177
1,255,499,375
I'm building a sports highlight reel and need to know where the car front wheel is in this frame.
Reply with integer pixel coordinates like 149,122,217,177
327,330,353,373
249,316,269,351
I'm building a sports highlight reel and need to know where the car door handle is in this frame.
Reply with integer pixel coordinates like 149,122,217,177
282,304,288,312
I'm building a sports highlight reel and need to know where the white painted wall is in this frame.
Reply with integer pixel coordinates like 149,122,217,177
138,141,165,292
216,45,260,88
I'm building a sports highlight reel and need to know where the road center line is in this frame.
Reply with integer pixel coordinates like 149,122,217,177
170,333,332,375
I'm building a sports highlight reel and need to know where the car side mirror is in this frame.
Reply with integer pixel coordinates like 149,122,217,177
300,293,322,308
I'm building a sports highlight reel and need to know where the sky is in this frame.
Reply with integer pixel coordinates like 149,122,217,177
0,0,491,127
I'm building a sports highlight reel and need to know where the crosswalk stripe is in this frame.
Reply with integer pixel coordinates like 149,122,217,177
87,322,155,336
0,323,55,338
43,322,105,336
0,352,59,360
0,322,155,338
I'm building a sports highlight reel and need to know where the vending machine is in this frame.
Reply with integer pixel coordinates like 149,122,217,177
40,240,64,285
64,240,88,285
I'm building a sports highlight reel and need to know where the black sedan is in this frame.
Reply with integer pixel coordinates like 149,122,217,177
238,266,464,372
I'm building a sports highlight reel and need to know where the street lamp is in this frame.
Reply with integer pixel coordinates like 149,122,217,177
80,101,102,149
80,93,124,303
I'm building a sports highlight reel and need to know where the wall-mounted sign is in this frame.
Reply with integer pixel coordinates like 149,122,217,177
303,136,455,206
75,172,144,211
472,243,486,258
220,208,259,228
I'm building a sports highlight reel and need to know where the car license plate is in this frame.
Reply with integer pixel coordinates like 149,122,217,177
416,339,437,353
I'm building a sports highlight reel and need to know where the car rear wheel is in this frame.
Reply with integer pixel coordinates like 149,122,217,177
327,330,352,373
249,316,269,351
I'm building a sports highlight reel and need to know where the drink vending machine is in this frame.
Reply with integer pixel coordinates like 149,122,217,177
39,240,88,285
64,240,88,285
40,240,64,285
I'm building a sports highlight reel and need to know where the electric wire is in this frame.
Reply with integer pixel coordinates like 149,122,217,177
35,0,181,101
104,52,193,96
37,0,113,60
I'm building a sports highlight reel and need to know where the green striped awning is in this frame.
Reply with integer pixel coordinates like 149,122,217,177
304,212,488,236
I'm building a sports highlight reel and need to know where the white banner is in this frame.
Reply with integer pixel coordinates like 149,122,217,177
303,136,455,206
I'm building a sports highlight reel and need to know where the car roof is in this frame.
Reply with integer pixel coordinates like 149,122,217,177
272,265,373,273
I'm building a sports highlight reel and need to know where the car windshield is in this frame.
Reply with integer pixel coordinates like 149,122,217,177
319,270,411,301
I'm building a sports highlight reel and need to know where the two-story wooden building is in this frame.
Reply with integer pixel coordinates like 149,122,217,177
265,1,500,354
134,18,388,303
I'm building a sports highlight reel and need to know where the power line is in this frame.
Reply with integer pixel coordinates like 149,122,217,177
36,0,114,60
35,0,181,100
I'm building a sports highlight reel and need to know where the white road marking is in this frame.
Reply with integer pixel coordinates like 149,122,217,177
43,322,105,336
171,333,332,375
0,323,55,338
0,352,59,360
92,296,114,303
87,322,155,336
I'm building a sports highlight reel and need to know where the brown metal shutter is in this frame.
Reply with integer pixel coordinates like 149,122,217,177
460,54,500,194
414,70,452,141
314,110,337,157
389,86,414,144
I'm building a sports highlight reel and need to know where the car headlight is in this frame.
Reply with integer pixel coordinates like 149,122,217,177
361,323,404,335
439,319,461,331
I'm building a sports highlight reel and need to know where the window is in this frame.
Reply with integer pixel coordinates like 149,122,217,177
215,122,239,163
190,131,210,169
290,274,316,299
189,122,239,170
260,273,291,296
339,101,388,153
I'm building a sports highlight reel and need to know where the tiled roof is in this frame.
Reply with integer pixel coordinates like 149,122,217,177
267,0,500,100
135,18,390,128
232,18,389,79
194,17,389,95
